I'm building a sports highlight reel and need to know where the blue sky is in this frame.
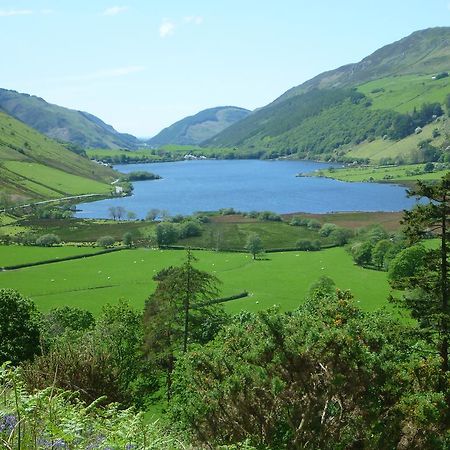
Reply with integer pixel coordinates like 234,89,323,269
1,0,449,137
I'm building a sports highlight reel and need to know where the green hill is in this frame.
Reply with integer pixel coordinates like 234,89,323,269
0,111,117,202
148,106,250,146
0,88,139,149
206,27,450,163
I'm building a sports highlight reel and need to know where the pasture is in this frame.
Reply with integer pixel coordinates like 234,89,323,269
0,245,101,268
313,163,449,184
357,74,450,113
4,161,112,197
0,245,392,316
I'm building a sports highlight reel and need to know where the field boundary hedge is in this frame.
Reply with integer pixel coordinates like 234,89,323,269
194,291,249,308
1,247,125,271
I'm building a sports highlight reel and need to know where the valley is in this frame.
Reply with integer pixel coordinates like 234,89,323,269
0,19,449,450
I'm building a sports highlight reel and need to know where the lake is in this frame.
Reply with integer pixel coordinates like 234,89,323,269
76,159,418,219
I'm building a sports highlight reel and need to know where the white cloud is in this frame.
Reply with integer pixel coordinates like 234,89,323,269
103,6,128,16
184,15,203,25
159,19,175,38
61,66,145,83
0,9,33,17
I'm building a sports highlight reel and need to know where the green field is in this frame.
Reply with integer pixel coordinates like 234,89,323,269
0,245,101,268
358,74,450,114
0,246,392,316
4,161,113,197
0,111,116,201
345,120,449,163
311,163,449,184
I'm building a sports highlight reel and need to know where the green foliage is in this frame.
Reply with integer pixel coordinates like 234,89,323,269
0,364,184,449
308,275,336,297
319,223,338,237
388,245,428,287
372,239,394,269
391,174,450,374
0,289,40,365
122,171,161,181
245,233,264,259
207,88,396,157
155,222,179,246
96,235,115,248
122,231,133,247
295,239,321,251
169,291,447,449
143,252,224,399
388,102,444,140
24,301,151,406
351,241,374,266
35,233,60,247
41,306,95,343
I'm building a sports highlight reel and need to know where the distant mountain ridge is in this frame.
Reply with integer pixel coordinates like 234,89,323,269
0,89,139,149
206,27,450,159
147,106,251,146
275,27,450,103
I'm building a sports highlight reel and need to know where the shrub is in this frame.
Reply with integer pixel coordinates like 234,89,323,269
96,236,115,248
319,223,338,237
295,239,321,251
179,221,203,238
306,219,321,230
35,234,61,247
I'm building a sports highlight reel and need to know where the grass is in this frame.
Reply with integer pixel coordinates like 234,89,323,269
4,161,113,197
0,246,392,316
0,111,116,201
357,74,450,114
311,163,449,184
0,245,101,267
345,120,449,163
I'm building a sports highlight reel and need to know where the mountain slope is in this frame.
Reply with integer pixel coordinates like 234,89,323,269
0,89,139,149
276,27,450,103
148,106,250,146
206,27,450,160
0,111,117,202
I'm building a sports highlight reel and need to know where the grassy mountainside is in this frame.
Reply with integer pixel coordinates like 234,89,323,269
0,88,139,149
206,27,450,163
148,106,250,146
0,111,117,202
277,27,450,102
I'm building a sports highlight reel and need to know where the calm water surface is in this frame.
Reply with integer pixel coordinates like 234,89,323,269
76,160,417,218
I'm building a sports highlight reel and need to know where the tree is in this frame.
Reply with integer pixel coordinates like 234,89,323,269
319,223,338,237
0,289,40,365
146,209,160,221
170,290,446,449
372,239,393,269
155,222,179,247
126,211,137,220
144,251,222,399
41,306,95,344
122,232,133,248
116,206,126,220
296,239,321,251
388,245,428,284
96,235,115,248
351,241,373,266
108,206,118,220
35,233,60,247
394,174,450,376
245,233,264,260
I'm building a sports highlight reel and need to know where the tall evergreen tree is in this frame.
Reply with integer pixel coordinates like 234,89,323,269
393,174,450,376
